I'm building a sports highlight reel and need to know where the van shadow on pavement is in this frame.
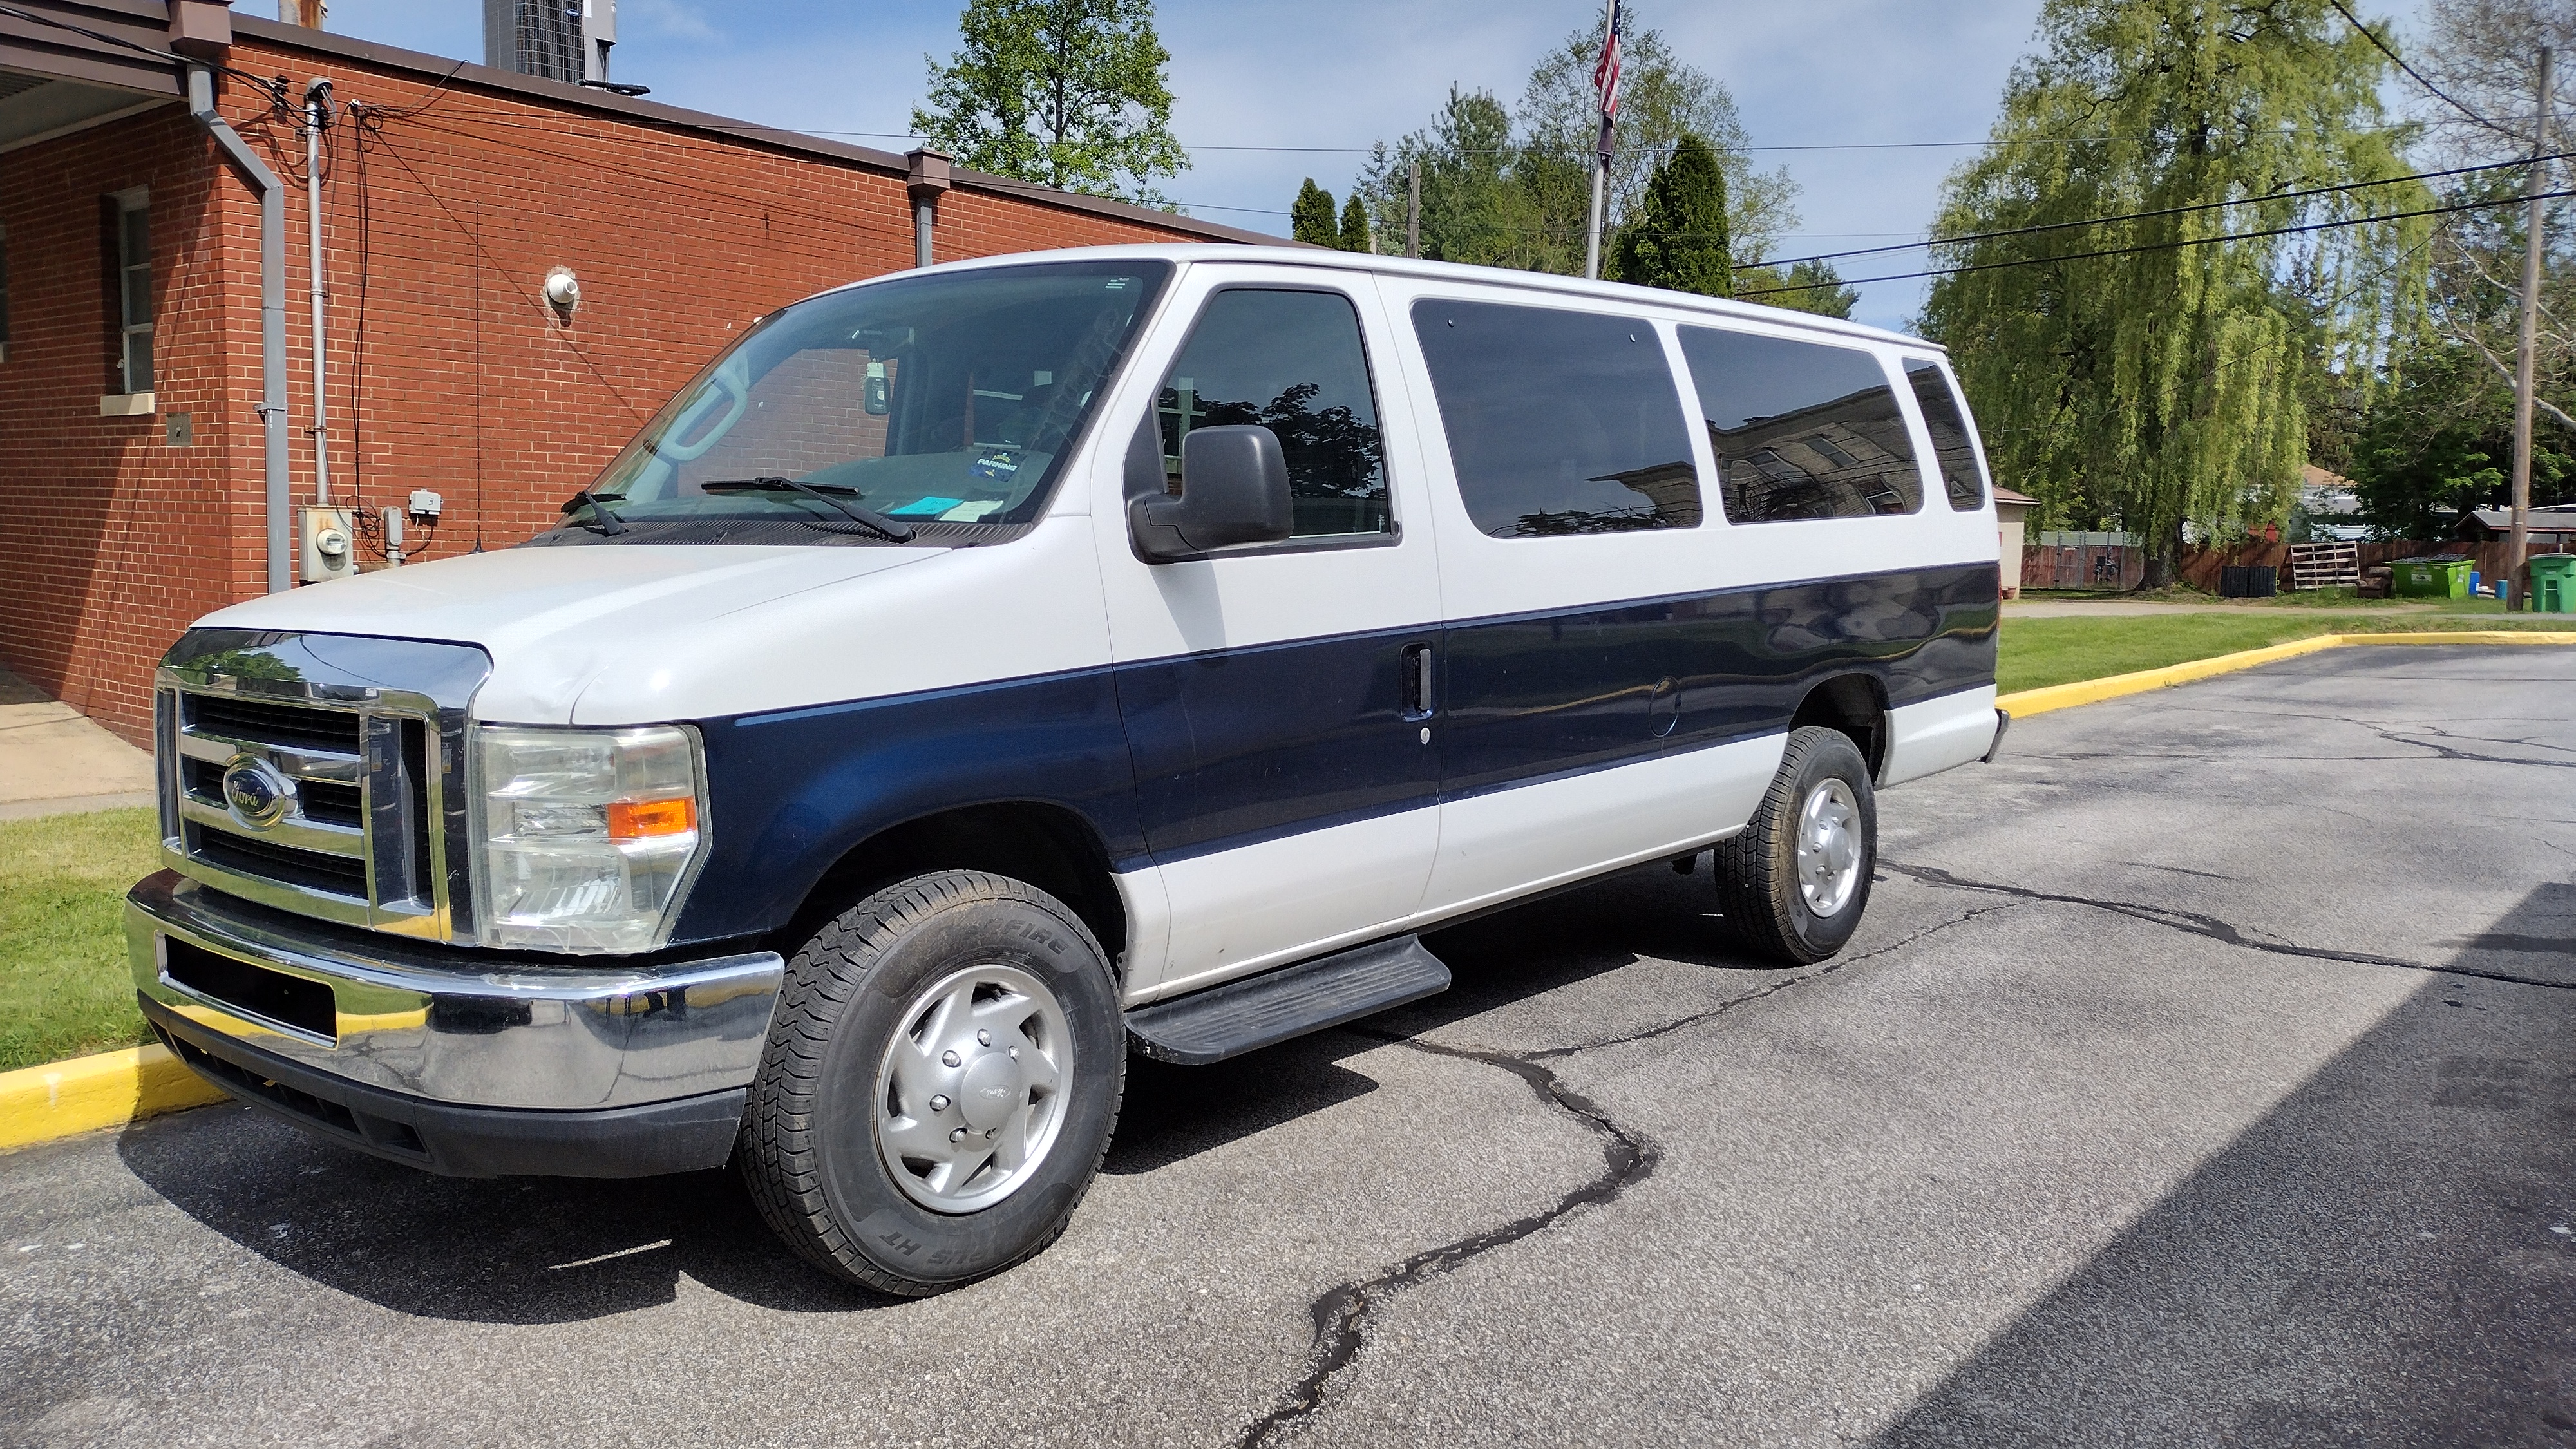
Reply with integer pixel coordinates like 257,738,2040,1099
111,862,1766,1324
1870,880,2576,1448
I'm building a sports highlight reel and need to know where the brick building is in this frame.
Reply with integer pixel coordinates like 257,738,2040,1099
0,1,1269,746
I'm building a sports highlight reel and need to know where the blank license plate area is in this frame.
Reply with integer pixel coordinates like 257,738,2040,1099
163,937,339,1042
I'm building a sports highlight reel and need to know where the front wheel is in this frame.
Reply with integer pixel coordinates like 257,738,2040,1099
1712,726,1878,965
736,871,1125,1296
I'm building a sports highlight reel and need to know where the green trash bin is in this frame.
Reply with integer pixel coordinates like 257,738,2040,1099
2391,555,2474,599
2531,553,2576,614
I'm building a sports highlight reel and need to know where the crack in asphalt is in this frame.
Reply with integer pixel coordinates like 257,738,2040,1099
2372,723,2576,770
1884,860,2576,990
1233,1030,1657,1448
1526,903,2019,1061
1231,899,2016,1445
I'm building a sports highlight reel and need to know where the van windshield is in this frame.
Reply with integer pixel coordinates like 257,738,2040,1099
544,260,1171,545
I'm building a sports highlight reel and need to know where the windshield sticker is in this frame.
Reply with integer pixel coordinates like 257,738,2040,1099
938,500,1005,522
886,496,965,516
969,449,1023,482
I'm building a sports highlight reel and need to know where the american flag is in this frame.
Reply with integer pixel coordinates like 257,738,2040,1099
1593,0,1623,161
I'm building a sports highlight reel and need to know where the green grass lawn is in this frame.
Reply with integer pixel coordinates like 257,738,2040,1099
1997,610,2568,695
1,808,158,1074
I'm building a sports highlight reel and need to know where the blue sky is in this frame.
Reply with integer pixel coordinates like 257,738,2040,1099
308,0,2438,334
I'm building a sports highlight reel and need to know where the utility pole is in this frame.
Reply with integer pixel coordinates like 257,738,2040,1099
2512,45,2552,605
1406,161,1420,259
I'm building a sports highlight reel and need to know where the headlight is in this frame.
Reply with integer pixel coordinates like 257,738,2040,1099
471,724,706,952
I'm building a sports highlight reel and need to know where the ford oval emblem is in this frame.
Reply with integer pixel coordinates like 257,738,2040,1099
220,755,296,829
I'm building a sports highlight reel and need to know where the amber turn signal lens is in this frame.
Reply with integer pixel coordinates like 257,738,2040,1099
607,796,697,840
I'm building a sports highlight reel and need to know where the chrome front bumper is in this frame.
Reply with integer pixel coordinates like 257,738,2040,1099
126,870,783,1114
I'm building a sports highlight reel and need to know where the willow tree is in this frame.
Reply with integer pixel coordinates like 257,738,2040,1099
1920,0,2430,582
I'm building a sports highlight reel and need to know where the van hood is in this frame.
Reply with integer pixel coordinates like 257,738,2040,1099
196,544,938,723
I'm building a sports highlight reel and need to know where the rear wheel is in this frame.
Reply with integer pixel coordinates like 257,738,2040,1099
1713,726,1877,965
737,870,1124,1296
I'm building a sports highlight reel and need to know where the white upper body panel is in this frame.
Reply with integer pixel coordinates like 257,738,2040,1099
190,246,1993,732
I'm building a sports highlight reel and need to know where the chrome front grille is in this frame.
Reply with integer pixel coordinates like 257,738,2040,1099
156,630,491,943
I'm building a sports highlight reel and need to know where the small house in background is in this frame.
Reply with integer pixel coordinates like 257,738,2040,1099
1994,486,2036,597
2297,464,2370,542
2456,503,2576,551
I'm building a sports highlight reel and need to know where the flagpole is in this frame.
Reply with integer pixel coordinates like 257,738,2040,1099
1584,0,1620,281
1584,153,1607,279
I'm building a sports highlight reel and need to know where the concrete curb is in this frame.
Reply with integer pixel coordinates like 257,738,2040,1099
5,627,2572,1156
0,1044,226,1153
1996,630,2576,719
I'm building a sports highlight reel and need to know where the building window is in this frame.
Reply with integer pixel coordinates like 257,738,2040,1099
0,223,11,364
111,189,152,394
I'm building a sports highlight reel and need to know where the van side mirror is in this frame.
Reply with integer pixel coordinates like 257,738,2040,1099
1128,424,1294,562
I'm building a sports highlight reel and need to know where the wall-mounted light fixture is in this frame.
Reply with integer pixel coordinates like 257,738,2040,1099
543,266,581,323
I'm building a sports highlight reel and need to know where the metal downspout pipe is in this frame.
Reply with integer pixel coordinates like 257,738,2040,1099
905,149,951,270
186,66,291,594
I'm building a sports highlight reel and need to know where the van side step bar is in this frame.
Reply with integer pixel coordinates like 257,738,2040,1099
1124,935,1451,1065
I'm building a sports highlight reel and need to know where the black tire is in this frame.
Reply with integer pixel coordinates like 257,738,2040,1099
736,870,1125,1296
1712,726,1877,965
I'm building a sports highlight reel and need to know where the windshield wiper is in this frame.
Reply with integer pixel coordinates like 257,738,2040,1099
697,476,915,542
559,489,629,536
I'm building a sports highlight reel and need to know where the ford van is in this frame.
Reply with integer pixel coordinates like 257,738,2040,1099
129,245,2005,1294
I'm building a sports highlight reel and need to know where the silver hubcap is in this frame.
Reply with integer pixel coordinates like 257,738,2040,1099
1795,778,1863,918
873,963,1072,1214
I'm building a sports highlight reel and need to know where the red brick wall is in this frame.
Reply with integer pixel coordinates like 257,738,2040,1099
0,34,1229,746
0,106,252,742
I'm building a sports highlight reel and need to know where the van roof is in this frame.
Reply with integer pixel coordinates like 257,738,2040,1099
836,244,1945,353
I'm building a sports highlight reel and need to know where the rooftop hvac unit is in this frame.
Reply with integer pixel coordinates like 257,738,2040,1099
483,0,616,86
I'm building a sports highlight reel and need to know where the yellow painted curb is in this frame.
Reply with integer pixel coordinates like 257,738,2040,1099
1998,629,2576,720
0,1043,226,1152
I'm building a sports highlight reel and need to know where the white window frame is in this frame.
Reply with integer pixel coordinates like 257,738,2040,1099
110,185,151,397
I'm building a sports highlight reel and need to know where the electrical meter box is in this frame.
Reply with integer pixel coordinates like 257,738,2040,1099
301,506,355,583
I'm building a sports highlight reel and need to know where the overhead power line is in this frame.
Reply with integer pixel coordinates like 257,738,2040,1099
1745,151,2571,272
1734,186,2576,296
2322,0,2519,137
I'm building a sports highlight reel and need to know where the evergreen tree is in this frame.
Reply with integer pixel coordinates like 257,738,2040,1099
1608,132,1731,296
1920,0,2429,585
1291,178,1339,247
1338,192,1371,252
912,0,1188,205
1352,86,1536,267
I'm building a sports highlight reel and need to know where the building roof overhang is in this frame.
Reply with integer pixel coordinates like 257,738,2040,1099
0,0,205,151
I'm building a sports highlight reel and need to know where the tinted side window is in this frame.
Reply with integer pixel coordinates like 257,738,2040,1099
1676,327,1922,523
1906,360,1987,511
1157,289,1388,538
1412,299,1700,538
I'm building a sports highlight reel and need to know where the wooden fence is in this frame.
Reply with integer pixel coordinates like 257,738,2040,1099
2020,540,2533,593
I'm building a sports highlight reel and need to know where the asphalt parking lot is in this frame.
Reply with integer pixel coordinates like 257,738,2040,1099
6,644,2573,1448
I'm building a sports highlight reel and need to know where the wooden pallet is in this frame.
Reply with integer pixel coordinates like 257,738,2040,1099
2288,541,2360,591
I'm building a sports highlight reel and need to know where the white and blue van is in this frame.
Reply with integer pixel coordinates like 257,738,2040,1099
128,246,2005,1294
